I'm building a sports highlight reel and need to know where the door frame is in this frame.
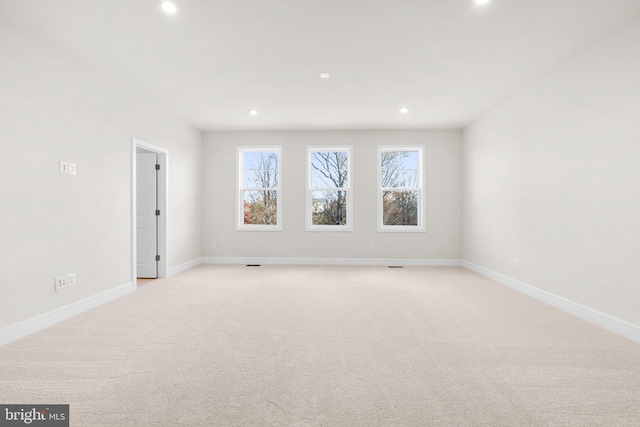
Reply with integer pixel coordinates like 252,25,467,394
132,137,168,289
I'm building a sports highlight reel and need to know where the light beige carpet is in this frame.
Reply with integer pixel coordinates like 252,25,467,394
1,265,640,426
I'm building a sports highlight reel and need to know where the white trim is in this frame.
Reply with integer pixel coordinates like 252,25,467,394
236,146,283,231
203,257,462,267
0,282,134,347
168,258,203,277
306,145,354,232
462,261,640,345
377,145,425,232
132,138,169,287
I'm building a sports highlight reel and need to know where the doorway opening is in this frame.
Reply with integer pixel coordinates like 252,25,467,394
132,138,168,290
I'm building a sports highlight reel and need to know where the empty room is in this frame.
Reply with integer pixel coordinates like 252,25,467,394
1,0,640,425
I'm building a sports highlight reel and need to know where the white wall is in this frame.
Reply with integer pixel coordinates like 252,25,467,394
203,130,462,261
0,17,202,330
463,16,640,327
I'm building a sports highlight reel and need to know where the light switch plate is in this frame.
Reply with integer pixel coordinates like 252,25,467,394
59,161,68,174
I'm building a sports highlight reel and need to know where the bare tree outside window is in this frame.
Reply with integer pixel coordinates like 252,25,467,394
239,149,281,228
380,149,422,228
308,149,351,228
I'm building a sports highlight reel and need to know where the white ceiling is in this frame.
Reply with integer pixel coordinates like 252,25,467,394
2,0,640,131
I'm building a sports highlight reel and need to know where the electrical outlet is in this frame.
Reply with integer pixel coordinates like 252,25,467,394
59,161,68,174
369,243,374,251
68,273,76,286
514,258,520,268
68,162,77,175
54,275,69,292
211,242,217,249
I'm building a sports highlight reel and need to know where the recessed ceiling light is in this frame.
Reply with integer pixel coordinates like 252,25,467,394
399,107,409,114
319,73,331,79
249,109,258,116
475,0,490,5
161,1,178,14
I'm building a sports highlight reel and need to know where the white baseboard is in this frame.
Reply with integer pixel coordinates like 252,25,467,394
202,257,463,267
462,261,640,345
168,257,203,277
0,282,135,347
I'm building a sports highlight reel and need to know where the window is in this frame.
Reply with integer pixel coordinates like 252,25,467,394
378,146,424,232
237,146,282,230
306,146,353,231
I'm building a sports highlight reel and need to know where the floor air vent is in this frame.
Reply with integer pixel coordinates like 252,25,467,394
246,264,261,267
388,266,404,269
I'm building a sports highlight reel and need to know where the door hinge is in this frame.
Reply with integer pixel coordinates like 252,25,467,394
156,255,160,261
155,209,160,216
155,164,160,170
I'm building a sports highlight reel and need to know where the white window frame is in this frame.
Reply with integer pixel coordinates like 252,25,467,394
306,146,353,232
377,145,425,232
237,146,283,231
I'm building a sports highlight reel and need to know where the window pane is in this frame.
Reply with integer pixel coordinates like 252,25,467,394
310,151,348,188
383,190,418,226
243,190,278,225
311,190,348,225
381,150,419,188
243,151,278,188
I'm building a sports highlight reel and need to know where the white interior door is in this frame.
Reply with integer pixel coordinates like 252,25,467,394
136,152,158,278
